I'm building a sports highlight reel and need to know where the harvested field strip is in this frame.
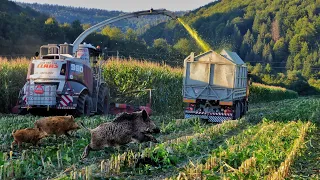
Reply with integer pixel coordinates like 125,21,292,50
289,125,320,179
267,122,311,180
168,121,306,179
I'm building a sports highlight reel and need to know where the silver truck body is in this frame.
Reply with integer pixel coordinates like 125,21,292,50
183,49,249,122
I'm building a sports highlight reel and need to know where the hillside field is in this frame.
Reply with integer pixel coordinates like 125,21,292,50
0,97,318,179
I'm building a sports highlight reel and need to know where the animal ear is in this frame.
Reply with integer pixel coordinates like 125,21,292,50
142,109,148,121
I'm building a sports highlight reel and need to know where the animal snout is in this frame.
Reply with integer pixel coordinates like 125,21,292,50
153,127,160,134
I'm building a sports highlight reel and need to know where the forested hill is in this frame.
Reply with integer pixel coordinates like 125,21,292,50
0,0,42,17
16,2,186,33
0,0,49,55
142,0,320,77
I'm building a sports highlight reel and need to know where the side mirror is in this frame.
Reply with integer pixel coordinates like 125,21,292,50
35,52,39,57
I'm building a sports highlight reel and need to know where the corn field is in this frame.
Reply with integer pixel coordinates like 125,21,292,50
0,57,298,114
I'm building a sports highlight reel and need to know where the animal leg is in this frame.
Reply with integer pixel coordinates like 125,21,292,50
144,134,158,143
34,140,41,147
17,142,22,150
64,131,72,138
11,141,16,150
132,133,158,143
81,145,92,159
103,146,115,154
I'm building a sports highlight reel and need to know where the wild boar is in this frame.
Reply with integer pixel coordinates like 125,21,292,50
80,110,160,159
11,128,48,149
34,115,80,138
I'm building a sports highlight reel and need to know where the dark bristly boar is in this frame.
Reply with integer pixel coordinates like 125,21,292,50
34,115,80,138
80,110,160,159
11,128,48,149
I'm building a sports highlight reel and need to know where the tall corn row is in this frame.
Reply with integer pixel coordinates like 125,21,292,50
250,83,298,103
0,58,29,113
103,58,184,114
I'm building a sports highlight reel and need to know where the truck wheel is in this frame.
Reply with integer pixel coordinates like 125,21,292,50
233,102,241,120
240,101,245,117
243,101,248,115
246,101,249,111
77,93,92,116
97,84,110,115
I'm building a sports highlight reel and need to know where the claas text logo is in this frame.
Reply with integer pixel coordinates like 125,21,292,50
37,63,58,68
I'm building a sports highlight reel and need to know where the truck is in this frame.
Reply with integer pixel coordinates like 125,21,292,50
183,49,250,123
12,9,177,116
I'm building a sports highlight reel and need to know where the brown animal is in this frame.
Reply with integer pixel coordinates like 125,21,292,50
80,110,160,159
34,115,80,138
11,128,48,149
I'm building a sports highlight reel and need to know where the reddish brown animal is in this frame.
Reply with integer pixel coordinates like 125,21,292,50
80,110,160,159
11,128,48,149
34,115,80,137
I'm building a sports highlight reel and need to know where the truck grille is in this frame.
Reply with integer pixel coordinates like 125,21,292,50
23,84,57,106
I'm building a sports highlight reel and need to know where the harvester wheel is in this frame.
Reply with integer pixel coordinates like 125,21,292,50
77,93,92,116
97,84,110,115
18,108,28,115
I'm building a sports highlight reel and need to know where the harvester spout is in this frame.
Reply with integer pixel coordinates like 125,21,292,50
72,9,178,54
144,8,178,19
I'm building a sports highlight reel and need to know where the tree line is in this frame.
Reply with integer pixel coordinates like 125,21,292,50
141,0,320,94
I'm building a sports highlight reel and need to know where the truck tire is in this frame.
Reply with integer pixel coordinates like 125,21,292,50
240,101,245,117
243,101,248,115
77,93,92,116
97,84,110,115
233,102,241,120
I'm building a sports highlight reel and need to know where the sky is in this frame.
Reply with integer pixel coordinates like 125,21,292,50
14,0,214,12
